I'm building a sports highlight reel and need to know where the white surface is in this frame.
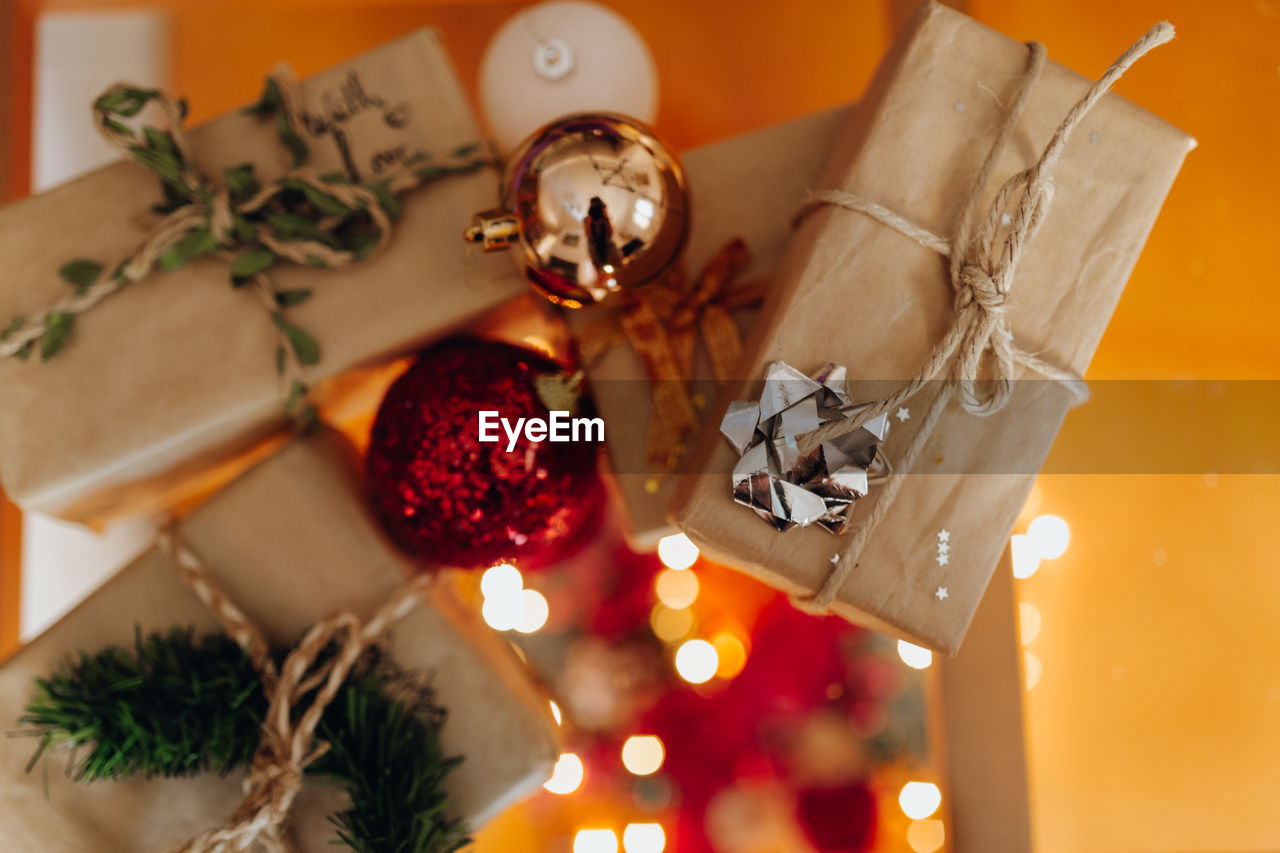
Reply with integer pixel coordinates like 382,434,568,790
32,10,170,191
20,514,157,640
21,10,169,640
479,1,658,153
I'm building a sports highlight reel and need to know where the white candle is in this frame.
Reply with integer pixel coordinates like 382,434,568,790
479,1,659,154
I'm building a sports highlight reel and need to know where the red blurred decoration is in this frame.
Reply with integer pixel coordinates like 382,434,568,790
796,782,878,853
365,337,603,569
588,546,664,641
733,597,863,721
637,597,882,853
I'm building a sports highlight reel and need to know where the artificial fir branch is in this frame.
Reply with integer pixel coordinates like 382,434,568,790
20,627,264,781
19,629,470,853
315,670,469,853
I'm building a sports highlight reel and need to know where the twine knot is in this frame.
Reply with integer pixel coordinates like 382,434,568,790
208,189,236,249
951,258,1016,416
157,529,430,853
242,755,304,812
957,263,1006,311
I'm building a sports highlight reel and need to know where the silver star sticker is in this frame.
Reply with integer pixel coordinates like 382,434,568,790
1089,130,1100,143
937,529,950,544
830,553,840,566
896,407,910,422
954,101,966,113
935,586,949,601
937,553,950,567
937,542,950,555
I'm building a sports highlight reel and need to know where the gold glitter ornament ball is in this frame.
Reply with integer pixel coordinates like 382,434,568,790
466,113,688,308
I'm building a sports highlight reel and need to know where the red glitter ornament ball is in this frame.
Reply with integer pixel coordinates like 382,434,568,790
366,337,603,570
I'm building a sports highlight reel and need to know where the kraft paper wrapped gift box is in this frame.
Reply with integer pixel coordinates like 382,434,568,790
674,2,1195,653
574,105,851,548
0,29,525,524
0,431,557,851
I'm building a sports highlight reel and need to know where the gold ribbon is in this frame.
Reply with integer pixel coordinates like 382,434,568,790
577,238,765,470
156,527,430,853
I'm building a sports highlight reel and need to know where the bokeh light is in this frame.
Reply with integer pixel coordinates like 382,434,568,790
482,592,525,632
907,818,946,853
650,605,695,644
898,781,942,819
622,823,666,853
480,562,523,598
1028,514,1070,559
544,753,585,795
897,640,933,670
574,829,619,853
621,735,665,776
1010,533,1041,579
1025,650,1043,691
655,568,699,609
1019,602,1042,645
515,588,550,634
711,633,748,679
674,639,719,684
657,533,699,570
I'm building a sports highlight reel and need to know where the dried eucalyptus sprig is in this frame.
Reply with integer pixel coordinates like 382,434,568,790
19,629,470,853
0,73,493,425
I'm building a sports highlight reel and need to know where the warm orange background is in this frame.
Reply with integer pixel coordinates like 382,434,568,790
3,2,1278,852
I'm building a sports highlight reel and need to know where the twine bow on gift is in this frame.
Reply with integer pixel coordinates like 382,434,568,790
783,23,1175,613
155,529,430,853
578,239,765,470
0,72,492,421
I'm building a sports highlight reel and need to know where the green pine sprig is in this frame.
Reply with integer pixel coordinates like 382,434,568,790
20,627,264,781
18,629,469,853
315,669,470,853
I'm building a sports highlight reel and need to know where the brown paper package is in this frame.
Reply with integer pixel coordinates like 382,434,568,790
0,431,557,850
573,105,852,548
674,2,1195,653
0,29,525,523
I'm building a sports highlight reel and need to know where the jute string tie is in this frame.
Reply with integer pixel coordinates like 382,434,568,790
792,23,1175,613
0,69,489,366
156,528,430,853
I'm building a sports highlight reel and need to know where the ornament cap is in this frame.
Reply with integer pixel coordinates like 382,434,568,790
464,208,521,252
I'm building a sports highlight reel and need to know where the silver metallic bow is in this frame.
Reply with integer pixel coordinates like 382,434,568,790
720,361,890,534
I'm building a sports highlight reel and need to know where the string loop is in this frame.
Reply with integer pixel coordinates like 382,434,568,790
157,527,430,853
